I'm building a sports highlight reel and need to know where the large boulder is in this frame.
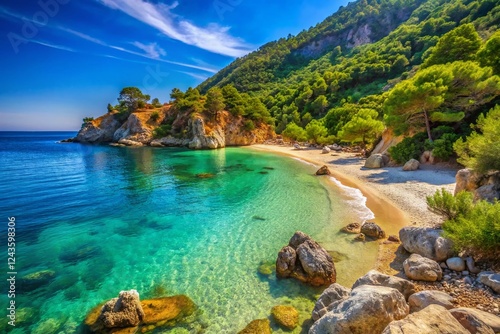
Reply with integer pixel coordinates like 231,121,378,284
408,290,454,313
365,154,388,169
99,290,144,329
271,305,299,330
352,270,416,300
312,283,351,321
403,253,443,282
450,307,500,333
399,227,454,262
276,231,336,286
309,285,409,334
403,159,420,171
382,304,470,334
446,257,466,272
477,272,500,294
361,222,386,240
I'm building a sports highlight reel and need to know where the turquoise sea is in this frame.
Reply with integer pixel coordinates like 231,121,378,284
0,132,378,333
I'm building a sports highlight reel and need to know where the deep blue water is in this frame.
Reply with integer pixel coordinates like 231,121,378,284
0,132,377,333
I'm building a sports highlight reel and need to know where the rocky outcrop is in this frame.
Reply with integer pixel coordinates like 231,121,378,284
238,319,271,334
408,290,454,313
450,307,500,333
76,112,122,143
361,222,386,240
455,168,500,202
351,270,415,300
403,159,420,171
399,227,454,262
276,231,336,286
316,165,331,175
271,305,299,330
341,222,361,234
312,283,351,321
371,129,403,155
403,254,443,282
113,113,154,144
420,151,435,165
309,285,409,334
382,304,470,334
364,154,389,168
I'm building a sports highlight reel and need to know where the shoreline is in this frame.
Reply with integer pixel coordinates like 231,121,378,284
247,144,458,274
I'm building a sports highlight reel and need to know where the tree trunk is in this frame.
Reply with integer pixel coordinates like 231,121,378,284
423,110,433,141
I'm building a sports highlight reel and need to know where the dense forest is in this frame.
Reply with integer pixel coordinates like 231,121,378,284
155,0,500,165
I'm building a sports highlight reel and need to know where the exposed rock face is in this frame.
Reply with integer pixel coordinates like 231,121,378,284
399,227,454,262
361,222,386,239
238,319,271,334
113,113,154,143
477,272,500,294
76,113,122,143
455,168,500,202
403,254,443,282
352,270,415,300
365,154,388,168
371,129,403,155
271,305,299,330
446,257,466,272
188,117,225,149
312,283,351,321
403,159,420,171
99,290,144,329
316,165,331,175
150,136,190,147
382,304,470,334
276,231,336,286
450,307,500,333
420,150,435,165
309,285,409,334
408,290,454,313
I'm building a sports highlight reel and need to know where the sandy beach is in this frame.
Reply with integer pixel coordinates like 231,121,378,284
249,144,459,275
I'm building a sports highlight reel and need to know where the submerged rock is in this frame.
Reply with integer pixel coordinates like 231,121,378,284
141,295,195,326
271,305,299,329
276,231,336,286
257,260,275,276
238,319,271,334
341,222,361,234
195,173,215,179
19,269,56,292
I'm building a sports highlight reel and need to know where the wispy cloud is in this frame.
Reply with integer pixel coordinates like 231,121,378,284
58,26,108,46
178,71,209,81
131,42,166,59
31,40,77,53
98,0,253,57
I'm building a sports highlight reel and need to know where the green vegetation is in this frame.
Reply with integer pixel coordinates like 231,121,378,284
454,105,500,173
82,117,94,123
427,189,500,254
117,87,151,113
150,111,160,122
338,108,384,148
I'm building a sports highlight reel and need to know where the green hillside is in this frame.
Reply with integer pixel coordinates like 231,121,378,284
164,0,500,160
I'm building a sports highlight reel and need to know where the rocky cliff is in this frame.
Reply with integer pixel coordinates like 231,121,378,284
74,107,274,149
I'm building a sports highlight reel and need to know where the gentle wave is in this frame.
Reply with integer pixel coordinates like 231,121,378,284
292,157,319,167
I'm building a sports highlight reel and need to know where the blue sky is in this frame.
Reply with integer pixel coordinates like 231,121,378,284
0,0,349,130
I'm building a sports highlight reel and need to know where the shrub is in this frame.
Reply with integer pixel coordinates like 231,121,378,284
432,133,459,160
150,111,160,122
427,189,500,254
388,132,427,163
153,124,171,139
282,123,307,142
82,117,94,123
243,119,255,131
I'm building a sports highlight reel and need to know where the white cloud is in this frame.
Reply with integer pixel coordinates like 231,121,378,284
131,41,166,59
32,40,77,52
98,0,253,57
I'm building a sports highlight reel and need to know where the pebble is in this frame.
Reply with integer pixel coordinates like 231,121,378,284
462,271,469,276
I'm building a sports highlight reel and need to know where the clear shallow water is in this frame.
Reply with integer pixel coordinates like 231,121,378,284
0,132,378,333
